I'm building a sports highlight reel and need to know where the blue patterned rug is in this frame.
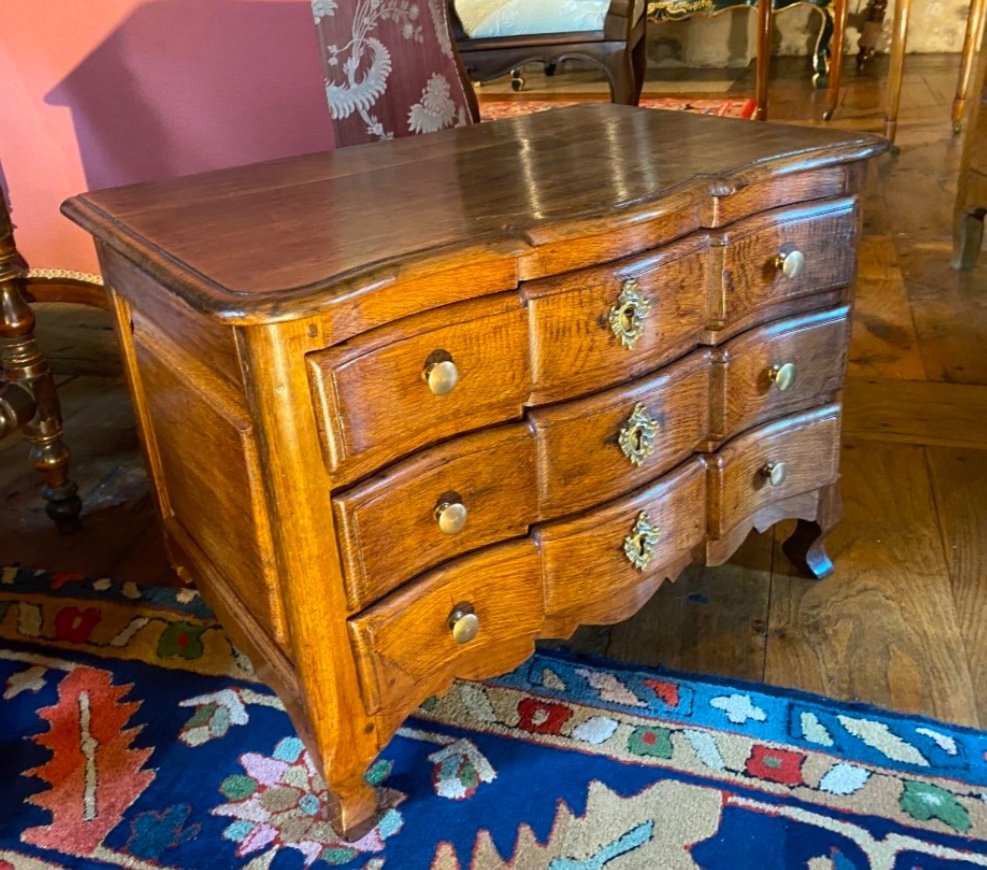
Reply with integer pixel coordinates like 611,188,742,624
2,565,986,868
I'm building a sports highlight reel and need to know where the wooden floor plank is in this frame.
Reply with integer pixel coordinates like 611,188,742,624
925,447,987,725
766,439,979,727
847,235,927,380
606,531,774,682
843,376,987,449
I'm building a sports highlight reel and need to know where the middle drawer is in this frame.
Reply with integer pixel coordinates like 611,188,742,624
334,306,850,610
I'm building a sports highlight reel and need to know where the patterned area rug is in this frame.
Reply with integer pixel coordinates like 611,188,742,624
477,95,757,122
2,566,987,869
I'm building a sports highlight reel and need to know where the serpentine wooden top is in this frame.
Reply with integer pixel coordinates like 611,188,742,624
63,104,885,324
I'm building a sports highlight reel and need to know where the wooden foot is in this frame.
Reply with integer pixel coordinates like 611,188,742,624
327,775,384,842
952,209,986,271
781,484,841,580
782,519,835,580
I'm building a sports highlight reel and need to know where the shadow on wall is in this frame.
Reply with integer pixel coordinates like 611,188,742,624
46,0,334,192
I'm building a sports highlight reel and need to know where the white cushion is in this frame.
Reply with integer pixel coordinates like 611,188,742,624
455,0,612,38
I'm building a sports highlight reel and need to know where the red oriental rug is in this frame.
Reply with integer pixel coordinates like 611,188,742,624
477,95,757,122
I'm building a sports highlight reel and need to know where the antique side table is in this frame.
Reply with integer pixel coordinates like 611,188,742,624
63,105,885,838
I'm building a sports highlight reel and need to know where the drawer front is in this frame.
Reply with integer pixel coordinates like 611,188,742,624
539,458,707,628
531,350,710,518
333,424,537,609
309,294,530,483
718,198,857,331
714,305,850,441
524,236,708,403
709,403,841,538
349,540,543,717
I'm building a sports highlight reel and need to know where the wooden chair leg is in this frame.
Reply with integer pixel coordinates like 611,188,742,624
856,0,888,71
754,0,773,120
1,198,82,531
823,0,848,120
884,0,912,146
952,0,987,133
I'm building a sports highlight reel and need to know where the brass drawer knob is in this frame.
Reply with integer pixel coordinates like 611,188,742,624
435,497,468,534
618,402,660,466
774,249,806,279
761,461,788,487
608,279,651,350
424,353,459,395
449,603,479,644
768,362,797,392
623,511,660,571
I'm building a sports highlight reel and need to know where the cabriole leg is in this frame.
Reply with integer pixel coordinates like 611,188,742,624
781,484,841,580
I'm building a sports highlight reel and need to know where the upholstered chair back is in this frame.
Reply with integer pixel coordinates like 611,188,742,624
311,0,478,148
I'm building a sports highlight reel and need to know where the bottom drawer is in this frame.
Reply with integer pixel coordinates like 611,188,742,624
348,540,543,717
538,458,707,631
708,403,841,538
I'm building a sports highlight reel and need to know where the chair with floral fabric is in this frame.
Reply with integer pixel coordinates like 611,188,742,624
310,0,479,147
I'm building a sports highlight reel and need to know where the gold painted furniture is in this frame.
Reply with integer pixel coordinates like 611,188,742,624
63,105,885,838
647,0,847,122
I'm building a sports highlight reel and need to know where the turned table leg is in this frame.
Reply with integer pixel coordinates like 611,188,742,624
823,0,848,120
883,0,911,146
0,208,82,530
754,0,774,120
781,483,841,580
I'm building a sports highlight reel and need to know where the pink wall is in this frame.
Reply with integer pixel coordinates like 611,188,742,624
1,0,334,275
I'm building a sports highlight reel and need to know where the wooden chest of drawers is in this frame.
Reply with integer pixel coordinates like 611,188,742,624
63,105,885,838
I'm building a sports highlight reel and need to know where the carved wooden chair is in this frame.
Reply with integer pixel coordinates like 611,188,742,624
448,0,647,105
310,0,479,147
0,186,87,530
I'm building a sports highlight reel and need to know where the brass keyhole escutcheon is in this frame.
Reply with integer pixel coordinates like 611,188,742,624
608,279,652,350
774,248,806,279
623,511,660,571
761,461,788,487
768,362,797,392
435,494,468,534
618,403,660,466
449,602,479,644
423,349,459,396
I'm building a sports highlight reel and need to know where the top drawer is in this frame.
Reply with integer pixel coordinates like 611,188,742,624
712,197,858,336
524,198,858,403
309,294,530,483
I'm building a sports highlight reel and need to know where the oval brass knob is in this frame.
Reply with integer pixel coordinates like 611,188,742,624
774,249,806,279
768,362,797,392
435,499,468,534
449,603,479,644
761,461,788,487
424,356,459,396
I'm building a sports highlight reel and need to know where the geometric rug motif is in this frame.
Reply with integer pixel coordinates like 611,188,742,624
2,565,986,868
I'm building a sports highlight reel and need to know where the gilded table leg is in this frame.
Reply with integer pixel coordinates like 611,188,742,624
884,0,911,146
0,213,81,531
755,0,773,120
952,0,987,133
823,0,848,120
781,483,841,580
